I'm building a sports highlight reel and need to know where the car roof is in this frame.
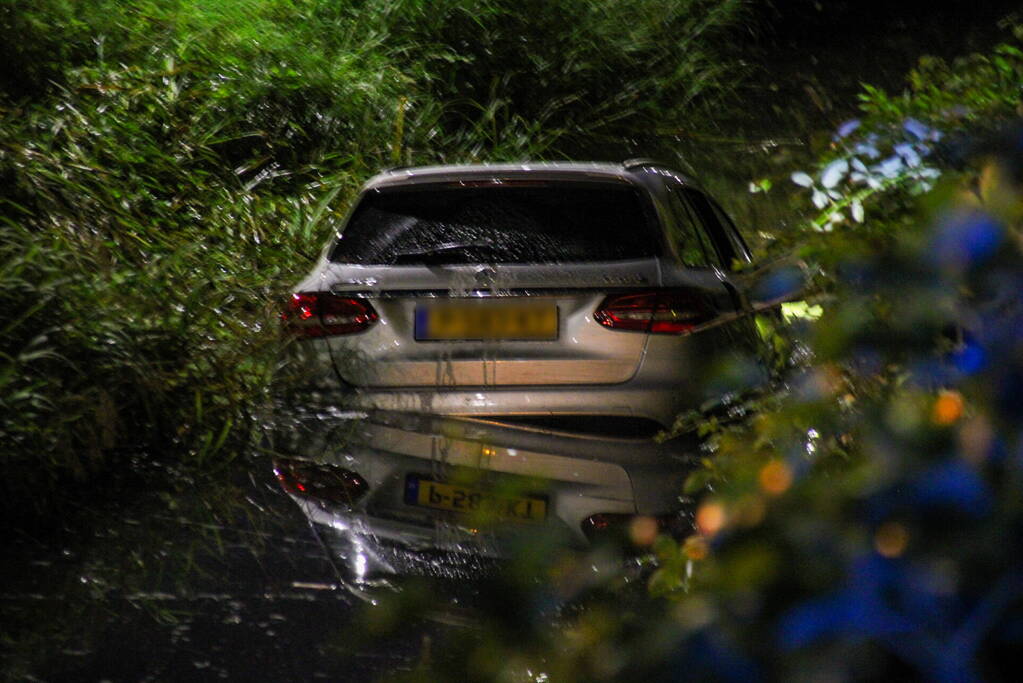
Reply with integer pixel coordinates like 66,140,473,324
362,161,696,191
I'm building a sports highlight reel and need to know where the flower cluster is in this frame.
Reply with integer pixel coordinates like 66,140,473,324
790,117,944,230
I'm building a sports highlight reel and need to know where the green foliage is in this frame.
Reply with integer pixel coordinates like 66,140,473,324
0,0,747,516
2,0,746,165
639,22,1023,677
784,20,1023,240
860,34,1023,123
379,0,746,155
366,132,1023,683
654,152,1023,678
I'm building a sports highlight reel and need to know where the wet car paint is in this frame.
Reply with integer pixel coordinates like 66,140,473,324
264,409,700,594
283,162,769,428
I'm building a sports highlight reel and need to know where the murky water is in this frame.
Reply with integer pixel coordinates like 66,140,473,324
2,462,443,681
3,407,688,681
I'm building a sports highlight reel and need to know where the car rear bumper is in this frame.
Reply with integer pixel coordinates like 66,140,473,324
296,385,693,429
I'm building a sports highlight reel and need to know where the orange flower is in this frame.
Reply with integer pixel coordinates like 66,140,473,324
932,390,964,425
695,501,726,537
758,459,793,496
875,522,909,558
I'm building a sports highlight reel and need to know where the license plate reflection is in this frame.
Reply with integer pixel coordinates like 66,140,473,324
404,474,547,521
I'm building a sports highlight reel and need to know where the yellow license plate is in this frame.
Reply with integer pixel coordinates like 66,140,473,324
415,303,558,340
403,474,547,521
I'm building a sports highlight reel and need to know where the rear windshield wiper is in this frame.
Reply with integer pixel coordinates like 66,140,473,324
392,241,501,264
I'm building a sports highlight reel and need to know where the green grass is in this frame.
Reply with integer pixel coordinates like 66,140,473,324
0,0,748,516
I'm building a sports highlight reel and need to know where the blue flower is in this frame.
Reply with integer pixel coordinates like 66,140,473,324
791,171,814,187
903,118,931,140
778,556,917,650
855,143,881,159
821,159,850,189
912,461,991,516
854,134,883,159
929,212,1004,272
894,142,922,167
836,119,862,139
753,265,805,304
950,340,986,375
866,461,992,521
876,155,904,179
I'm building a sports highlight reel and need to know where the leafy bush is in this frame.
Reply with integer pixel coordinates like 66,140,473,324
638,24,1023,679
776,20,1023,237
645,135,1023,681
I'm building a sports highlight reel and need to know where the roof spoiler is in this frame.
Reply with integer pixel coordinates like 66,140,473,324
622,158,670,171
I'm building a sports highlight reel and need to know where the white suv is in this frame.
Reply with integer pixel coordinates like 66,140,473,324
282,161,767,431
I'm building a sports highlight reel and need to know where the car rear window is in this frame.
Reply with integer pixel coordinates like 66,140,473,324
329,182,662,264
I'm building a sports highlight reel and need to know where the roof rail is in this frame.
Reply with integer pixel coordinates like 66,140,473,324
622,158,669,171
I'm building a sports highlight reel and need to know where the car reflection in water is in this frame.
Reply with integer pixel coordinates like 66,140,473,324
265,409,699,602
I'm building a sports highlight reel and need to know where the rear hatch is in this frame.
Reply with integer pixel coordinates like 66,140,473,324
296,179,665,388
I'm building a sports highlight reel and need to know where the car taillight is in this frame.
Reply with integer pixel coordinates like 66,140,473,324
282,292,378,338
594,290,717,334
581,513,633,539
273,458,369,507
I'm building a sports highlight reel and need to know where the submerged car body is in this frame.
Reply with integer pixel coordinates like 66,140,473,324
268,409,699,586
282,161,770,430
